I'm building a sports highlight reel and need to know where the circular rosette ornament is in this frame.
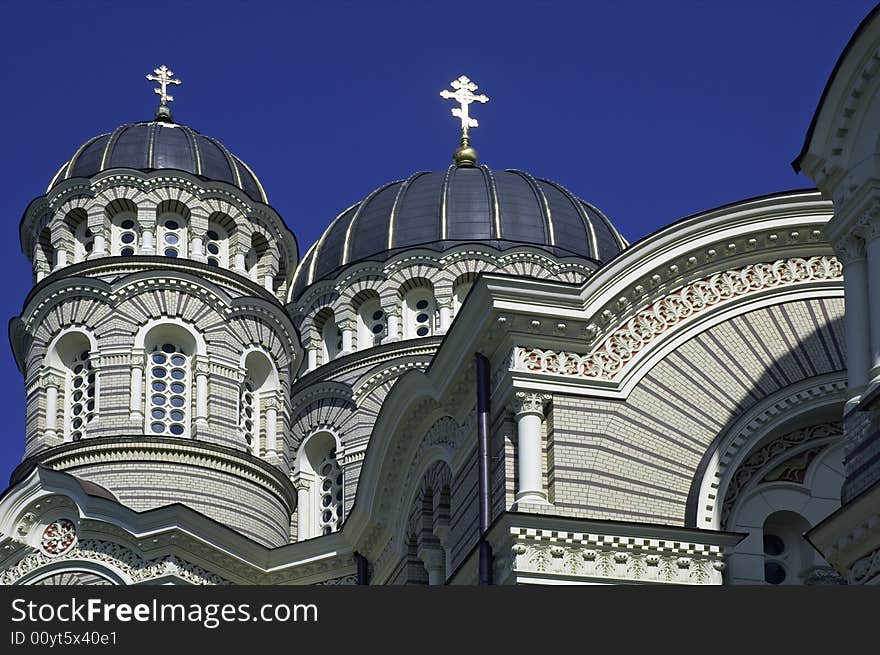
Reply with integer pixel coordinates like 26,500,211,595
40,519,77,556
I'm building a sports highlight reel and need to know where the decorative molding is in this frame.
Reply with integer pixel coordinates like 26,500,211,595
1,539,228,586
505,527,726,585
721,422,842,526
14,436,296,510
315,574,358,585
40,519,77,557
851,546,880,585
512,256,842,382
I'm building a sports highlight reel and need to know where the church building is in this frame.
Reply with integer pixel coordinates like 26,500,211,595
1,6,879,585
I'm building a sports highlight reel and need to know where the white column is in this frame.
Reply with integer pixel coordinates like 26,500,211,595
383,311,400,344
92,234,106,257
295,477,311,541
418,542,445,585
55,249,68,268
140,224,155,254
438,300,452,333
341,322,354,354
514,392,550,504
307,347,318,371
234,252,246,272
195,359,209,429
43,374,62,441
190,236,205,259
264,398,278,457
129,354,144,422
263,275,273,292
838,236,870,402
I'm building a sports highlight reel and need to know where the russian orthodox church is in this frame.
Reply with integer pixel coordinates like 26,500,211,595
1,6,879,586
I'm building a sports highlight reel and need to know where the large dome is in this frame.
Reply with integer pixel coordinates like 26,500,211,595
47,120,267,203
291,164,626,298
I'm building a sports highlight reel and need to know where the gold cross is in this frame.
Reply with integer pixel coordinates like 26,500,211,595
146,65,182,107
440,75,489,141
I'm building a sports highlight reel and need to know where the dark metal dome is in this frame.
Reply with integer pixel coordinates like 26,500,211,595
291,164,626,298
48,120,267,203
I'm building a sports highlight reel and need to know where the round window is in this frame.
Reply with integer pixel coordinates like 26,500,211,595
764,562,786,585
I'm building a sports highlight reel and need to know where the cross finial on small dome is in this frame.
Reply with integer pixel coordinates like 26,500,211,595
440,75,489,166
146,65,182,122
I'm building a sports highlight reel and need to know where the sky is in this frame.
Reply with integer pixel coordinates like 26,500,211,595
0,0,875,482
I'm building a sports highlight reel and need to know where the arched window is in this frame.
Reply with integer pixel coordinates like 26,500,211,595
315,450,343,535
245,248,258,280
357,297,385,349
37,227,53,274
762,511,813,585
205,224,229,268
74,221,93,262
157,213,188,259
46,331,97,443
147,343,190,437
240,351,278,456
63,208,90,264
110,214,138,257
403,288,435,339
240,376,258,451
319,312,342,363
296,431,344,539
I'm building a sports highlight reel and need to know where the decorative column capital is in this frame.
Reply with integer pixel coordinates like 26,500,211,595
194,356,211,376
436,296,454,309
382,304,401,318
856,201,880,241
338,318,356,331
513,391,551,418
40,372,65,390
834,234,866,265
130,351,146,369
264,397,280,412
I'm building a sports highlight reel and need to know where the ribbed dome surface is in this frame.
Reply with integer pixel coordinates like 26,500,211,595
291,164,626,298
48,120,267,203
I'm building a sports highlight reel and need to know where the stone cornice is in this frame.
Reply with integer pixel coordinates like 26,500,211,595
12,436,296,510
292,337,442,391
487,512,744,585
25,257,279,309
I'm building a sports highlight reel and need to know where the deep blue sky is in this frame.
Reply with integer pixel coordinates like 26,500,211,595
0,1,875,482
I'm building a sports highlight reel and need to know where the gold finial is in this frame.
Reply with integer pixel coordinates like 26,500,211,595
146,65,182,121
440,75,489,166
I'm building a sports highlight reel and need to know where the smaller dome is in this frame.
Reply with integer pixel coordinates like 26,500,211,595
291,165,627,298
48,120,267,203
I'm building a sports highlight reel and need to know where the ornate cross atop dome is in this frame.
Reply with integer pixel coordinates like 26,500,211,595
440,75,489,166
146,65,182,121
